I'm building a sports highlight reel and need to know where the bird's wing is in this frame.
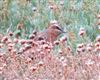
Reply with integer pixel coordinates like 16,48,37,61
33,31,47,41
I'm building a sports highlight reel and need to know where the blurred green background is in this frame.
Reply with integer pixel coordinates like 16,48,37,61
0,0,100,45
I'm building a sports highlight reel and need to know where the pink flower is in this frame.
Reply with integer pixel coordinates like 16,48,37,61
96,35,100,42
95,42,100,47
8,43,15,47
19,39,27,45
6,39,12,44
38,61,44,67
7,46,12,51
62,63,67,67
30,66,37,72
58,49,63,55
0,67,3,71
86,46,92,52
96,14,100,19
1,36,8,43
95,46,100,52
60,35,67,42
9,31,13,36
29,34,35,39
76,48,82,53
26,58,32,63
77,43,84,48
0,43,3,48
13,38,18,43
78,27,86,36
54,40,60,45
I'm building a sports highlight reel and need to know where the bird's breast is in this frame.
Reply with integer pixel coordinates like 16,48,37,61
34,30,60,43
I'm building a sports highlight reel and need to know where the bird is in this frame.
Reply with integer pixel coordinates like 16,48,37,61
18,20,65,54
33,20,65,43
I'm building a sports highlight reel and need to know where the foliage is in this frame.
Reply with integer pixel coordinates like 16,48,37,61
0,0,100,80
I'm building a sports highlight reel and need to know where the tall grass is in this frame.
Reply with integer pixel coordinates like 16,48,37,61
0,0,100,50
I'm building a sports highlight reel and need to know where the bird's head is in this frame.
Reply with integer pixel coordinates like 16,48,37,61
47,20,65,35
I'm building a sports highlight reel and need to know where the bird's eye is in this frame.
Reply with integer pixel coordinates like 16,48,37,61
55,26,60,29
55,26,62,31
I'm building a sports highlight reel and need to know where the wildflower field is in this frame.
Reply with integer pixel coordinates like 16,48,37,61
0,0,100,80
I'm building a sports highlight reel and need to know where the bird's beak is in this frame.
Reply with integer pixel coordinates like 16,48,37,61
53,24,67,33
61,30,66,33
62,31,66,33
58,26,66,33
